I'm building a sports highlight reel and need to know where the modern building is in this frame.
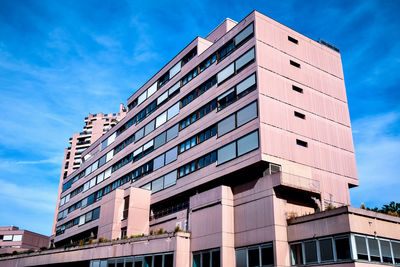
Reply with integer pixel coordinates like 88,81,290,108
0,226,49,254
2,10,400,267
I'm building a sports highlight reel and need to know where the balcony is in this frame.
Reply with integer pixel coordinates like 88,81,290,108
270,171,320,195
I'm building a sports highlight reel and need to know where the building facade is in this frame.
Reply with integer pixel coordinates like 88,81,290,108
2,10,399,267
0,226,49,255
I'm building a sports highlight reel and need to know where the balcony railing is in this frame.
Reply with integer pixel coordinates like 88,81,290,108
271,172,320,194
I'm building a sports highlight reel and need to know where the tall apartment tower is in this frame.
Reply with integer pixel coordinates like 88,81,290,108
29,10,400,267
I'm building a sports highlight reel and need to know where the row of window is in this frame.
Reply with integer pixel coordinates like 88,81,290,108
181,76,217,108
89,252,174,267
0,234,22,242
290,234,400,265
118,81,180,137
179,125,217,154
141,170,177,194
236,243,274,267
217,47,255,85
217,101,258,138
178,151,217,178
180,100,217,130
217,130,259,165
193,248,220,267
56,207,100,236
217,73,256,111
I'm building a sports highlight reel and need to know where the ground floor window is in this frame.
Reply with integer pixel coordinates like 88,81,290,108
236,242,274,267
193,248,220,267
90,252,173,267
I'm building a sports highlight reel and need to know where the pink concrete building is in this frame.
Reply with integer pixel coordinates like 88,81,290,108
0,226,49,255
2,10,399,267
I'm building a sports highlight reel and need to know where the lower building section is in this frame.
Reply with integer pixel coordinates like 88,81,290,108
2,173,400,266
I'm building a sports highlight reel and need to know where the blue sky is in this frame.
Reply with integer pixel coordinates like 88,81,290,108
0,1,399,236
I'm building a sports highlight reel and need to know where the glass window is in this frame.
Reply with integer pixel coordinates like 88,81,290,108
217,62,234,84
304,240,318,263
164,254,173,267
165,146,178,164
156,111,167,128
170,61,181,78
135,127,144,141
217,114,236,137
290,243,303,265
237,102,257,127
380,240,392,263
236,74,256,97
12,235,22,242
3,235,12,241
134,147,143,157
141,183,151,190
89,178,96,188
144,120,155,136
319,238,334,262
368,238,381,262
138,91,147,105
83,182,90,192
106,150,114,162
85,211,92,222
164,170,177,188
236,249,247,267
104,167,112,178
203,252,210,267
147,82,157,98
79,215,85,225
157,91,169,105
355,236,368,260
217,88,235,110
193,254,201,267
237,130,259,156
166,124,179,142
218,142,236,165
154,131,167,149
154,255,162,267
236,48,255,71
153,154,165,171
144,256,152,267
392,241,400,264
101,139,108,150
169,82,180,95
234,23,254,46
261,246,274,266
99,155,106,167
143,140,154,151
167,102,180,120
335,236,351,260
248,247,260,267
152,177,164,193
108,132,116,144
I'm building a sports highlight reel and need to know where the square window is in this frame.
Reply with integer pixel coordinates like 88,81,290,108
154,131,167,149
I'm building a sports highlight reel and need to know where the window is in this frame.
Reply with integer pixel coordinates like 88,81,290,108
120,227,127,239
290,243,303,265
217,142,236,165
178,151,217,178
290,60,301,68
292,85,303,93
164,170,177,188
235,48,255,72
296,139,308,147
154,132,166,150
153,154,165,170
99,155,106,167
235,243,273,267
217,114,236,137
319,238,334,262
217,88,235,110
193,248,220,267
169,61,181,78
152,177,164,193
166,124,179,142
367,238,380,262
237,130,259,156
294,111,305,119
182,47,197,66
335,236,351,260
156,111,167,128
380,240,392,263
355,236,368,260
165,146,178,164
135,127,144,141
167,102,180,120
169,81,180,96
218,40,234,61
3,235,13,241
392,241,400,264
236,74,256,98
217,63,234,84
138,91,147,105
304,240,318,264
157,91,169,105
234,23,254,46
288,36,298,44
144,120,155,135
237,101,257,127
147,82,157,97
